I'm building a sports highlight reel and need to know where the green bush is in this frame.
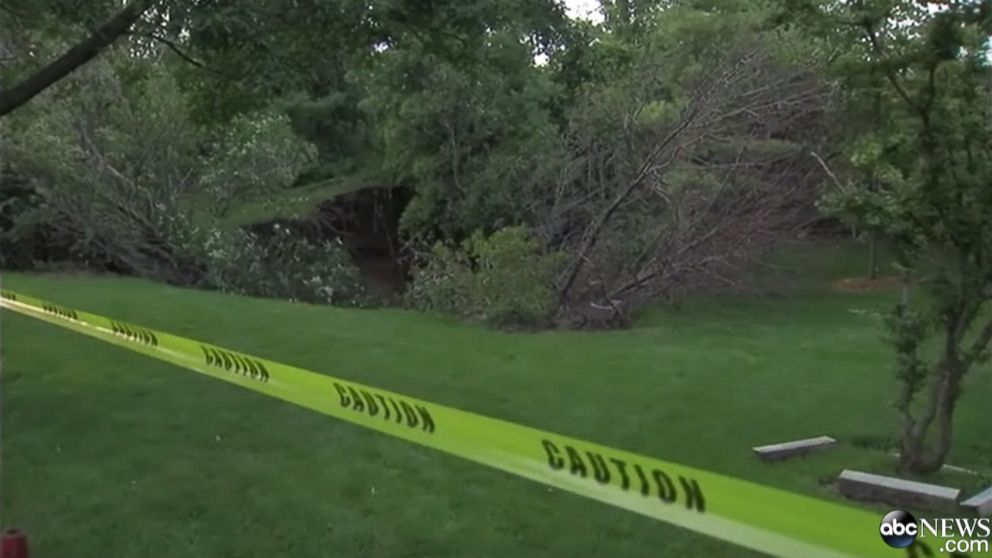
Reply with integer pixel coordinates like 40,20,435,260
0,168,49,269
198,224,367,307
407,226,563,328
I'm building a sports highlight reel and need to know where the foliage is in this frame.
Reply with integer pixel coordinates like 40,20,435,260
201,112,317,217
407,227,564,327
543,3,832,314
0,0,178,117
198,224,367,307
3,58,205,281
0,166,58,269
0,49,351,308
802,0,992,473
178,0,571,189
361,36,561,242
4,0,833,326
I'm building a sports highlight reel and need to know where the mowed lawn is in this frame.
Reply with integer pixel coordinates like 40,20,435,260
2,243,990,557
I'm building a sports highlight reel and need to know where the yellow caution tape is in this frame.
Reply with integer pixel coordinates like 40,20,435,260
0,289,973,558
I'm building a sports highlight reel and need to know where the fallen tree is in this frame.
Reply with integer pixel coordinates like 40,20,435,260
540,44,833,326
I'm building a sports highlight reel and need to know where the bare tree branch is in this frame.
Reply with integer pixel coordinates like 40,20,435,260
126,31,203,67
811,151,847,193
552,43,829,322
544,45,830,325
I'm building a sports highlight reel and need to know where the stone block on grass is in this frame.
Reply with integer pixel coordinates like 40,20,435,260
838,470,961,513
961,487,992,516
752,436,836,462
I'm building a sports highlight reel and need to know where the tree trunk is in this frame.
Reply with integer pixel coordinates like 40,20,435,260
898,358,965,474
868,233,878,280
0,0,155,117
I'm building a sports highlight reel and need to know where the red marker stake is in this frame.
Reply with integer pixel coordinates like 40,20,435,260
0,529,29,558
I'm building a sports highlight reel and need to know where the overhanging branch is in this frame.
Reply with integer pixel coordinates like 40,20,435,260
0,0,156,117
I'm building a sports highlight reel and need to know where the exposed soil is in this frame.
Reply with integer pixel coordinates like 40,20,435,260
247,184,412,295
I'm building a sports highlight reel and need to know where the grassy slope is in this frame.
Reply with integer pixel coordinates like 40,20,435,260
219,172,384,230
1,241,990,557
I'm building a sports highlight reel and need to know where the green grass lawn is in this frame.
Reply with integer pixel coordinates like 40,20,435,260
1,241,990,557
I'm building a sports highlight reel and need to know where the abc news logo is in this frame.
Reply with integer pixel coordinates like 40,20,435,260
880,510,992,549
880,510,921,548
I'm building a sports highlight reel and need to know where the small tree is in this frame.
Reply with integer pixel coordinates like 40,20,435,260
815,0,992,473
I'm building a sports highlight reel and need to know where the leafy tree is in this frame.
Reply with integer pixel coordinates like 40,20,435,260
178,0,371,123
795,0,992,473
2,49,316,284
601,0,668,39
3,56,203,280
361,36,561,241
0,165,55,268
177,0,570,178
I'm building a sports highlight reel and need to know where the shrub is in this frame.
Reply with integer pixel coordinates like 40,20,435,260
0,168,51,269
199,224,367,307
407,226,563,328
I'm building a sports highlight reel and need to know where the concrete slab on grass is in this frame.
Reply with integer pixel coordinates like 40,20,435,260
753,436,836,462
838,470,961,513
961,487,992,516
